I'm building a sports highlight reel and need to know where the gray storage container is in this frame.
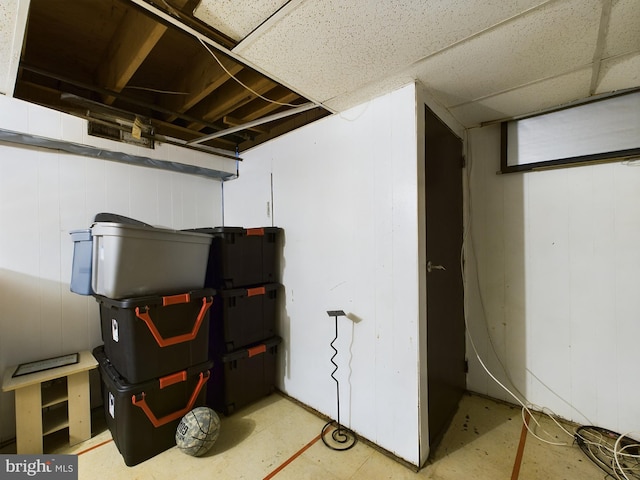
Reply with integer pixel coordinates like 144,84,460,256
91,222,212,299
70,229,93,295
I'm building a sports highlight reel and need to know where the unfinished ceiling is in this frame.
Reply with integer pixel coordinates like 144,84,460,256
15,0,329,154
14,0,640,156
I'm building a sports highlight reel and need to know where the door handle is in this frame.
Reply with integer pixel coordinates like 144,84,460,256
427,261,446,273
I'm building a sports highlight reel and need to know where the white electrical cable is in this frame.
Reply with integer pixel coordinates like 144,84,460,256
198,38,302,108
462,130,575,447
614,432,640,480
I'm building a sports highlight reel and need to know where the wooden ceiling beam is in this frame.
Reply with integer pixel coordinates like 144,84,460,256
232,87,302,121
222,115,269,134
219,89,302,135
186,72,277,131
14,81,67,110
238,107,330,152
96,0,189,105
151,118,237,150
162,48,243,122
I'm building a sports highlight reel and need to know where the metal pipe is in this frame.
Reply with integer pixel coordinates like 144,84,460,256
187,102,317,144
21,64,228,134
0,128,237,179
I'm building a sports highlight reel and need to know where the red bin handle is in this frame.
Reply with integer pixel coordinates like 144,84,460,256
134,296,213,347
131,371,210,428
246,286,266,297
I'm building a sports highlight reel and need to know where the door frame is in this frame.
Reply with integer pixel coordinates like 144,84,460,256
416,90,467,466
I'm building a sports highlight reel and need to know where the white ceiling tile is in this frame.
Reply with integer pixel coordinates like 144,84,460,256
604,0,640,58
450,68,592,127
595,53,640,94
234,0,548,102
412,0,602,108
193,0,289,41
0,0,28,95
323,74,416,112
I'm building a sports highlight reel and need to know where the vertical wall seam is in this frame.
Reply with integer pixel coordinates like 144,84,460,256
589,0,613,95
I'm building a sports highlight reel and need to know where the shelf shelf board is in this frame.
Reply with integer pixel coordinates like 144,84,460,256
42,379,68,407
43,404,69,436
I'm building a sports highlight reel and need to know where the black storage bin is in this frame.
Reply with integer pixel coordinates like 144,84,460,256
208,336,281,415
210,283,280,355
193,227,282,289
94,288,214,383
94,346,212,466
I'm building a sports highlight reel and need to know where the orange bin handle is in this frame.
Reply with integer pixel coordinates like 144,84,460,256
131,371,210,428
134,295,213,348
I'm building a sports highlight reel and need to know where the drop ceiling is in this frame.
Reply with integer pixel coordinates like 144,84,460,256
14,0,640,155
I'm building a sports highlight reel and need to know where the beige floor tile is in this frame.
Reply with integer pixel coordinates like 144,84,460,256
299,438,375,480
0,391,612,480
517,413,603,480
349,449,422,480
425,393,523,479
269,454,344,480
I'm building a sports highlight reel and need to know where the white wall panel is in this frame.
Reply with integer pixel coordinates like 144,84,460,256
466,124,640,436
27,102,62,139
223,155,271,227
224,85,422,465
525,171,572,408
0,91,27,130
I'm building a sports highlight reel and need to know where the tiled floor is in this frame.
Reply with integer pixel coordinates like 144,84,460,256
2,392,605,479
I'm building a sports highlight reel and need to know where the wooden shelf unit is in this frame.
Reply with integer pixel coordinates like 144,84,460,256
2,350,98,454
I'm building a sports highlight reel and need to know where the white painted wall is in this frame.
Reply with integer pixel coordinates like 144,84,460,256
465,123,640,435
0,94,231,443
224,84,424,465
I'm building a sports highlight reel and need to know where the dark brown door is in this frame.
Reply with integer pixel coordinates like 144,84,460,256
425,105,465,448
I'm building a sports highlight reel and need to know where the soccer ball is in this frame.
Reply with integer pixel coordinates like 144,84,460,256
175,407,221,457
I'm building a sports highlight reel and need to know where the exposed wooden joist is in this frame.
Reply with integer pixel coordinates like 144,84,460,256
238,107,330,151
219,89,302,135
151,118,238,150
232,87,301,121
17,0,327,148
185,71,277,130
96,0,189,105
162,47,244,122
223,115,269,134
14,81,68,111
20,63,230,134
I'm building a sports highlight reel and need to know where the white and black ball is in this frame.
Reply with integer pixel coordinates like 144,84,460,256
175,407,220,457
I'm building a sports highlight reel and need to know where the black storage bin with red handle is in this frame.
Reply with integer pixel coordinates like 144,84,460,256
94,346,212,466
210,283,280,355
208,336,281,415
189,226,282,289
94,288,214,383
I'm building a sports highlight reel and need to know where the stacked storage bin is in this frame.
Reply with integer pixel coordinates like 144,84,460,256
196,227,283,415
70,214,214,466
